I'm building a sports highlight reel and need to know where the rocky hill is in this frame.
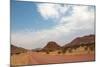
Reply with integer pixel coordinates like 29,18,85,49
42,41,61,51
63,34,95,48
11,45,28,55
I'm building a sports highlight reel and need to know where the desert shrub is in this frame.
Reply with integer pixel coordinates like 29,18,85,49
84,46,88,51
89,45,95,51
15,52,20,55
46,51,50,54
58,51,61,54
73,46,78,50
49,49,53,52
36,50,40,52
62,48,67,54
68,48,72,53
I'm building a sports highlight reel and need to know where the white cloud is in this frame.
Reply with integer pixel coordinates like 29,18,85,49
37,3,70,20
60,6,95,30
11,4,95,49
37,4,59,19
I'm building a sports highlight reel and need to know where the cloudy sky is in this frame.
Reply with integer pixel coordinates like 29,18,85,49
11,0,95,49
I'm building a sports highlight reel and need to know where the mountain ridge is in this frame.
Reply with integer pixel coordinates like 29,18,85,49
63,34,95,48
11,34,95,54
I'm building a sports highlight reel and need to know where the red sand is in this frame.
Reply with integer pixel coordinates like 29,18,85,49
28,52,95,65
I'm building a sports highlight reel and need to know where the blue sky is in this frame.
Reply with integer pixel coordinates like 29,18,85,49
11,1,58,32
11,0,95,49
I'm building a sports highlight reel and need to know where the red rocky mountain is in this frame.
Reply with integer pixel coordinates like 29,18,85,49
64,34,95,48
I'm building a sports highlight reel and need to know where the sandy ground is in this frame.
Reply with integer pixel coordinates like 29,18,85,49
11,52,95,66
